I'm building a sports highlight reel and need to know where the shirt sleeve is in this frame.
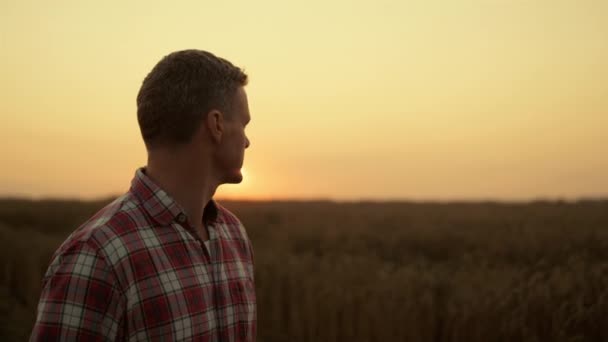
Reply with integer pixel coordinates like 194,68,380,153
30,240,125,341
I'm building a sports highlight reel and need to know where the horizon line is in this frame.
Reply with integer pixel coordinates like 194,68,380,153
0,194,606,204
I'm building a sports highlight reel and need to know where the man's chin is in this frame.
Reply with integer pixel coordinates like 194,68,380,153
224,172,243,184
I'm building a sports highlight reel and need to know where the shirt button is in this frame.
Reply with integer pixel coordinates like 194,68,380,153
176,213,187,223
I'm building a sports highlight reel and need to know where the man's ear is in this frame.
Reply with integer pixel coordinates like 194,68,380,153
206,109,224,143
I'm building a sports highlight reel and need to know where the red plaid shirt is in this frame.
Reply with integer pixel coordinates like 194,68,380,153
31,168,256,341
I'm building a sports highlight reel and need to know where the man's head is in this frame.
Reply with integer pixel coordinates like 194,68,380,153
137,50,250,184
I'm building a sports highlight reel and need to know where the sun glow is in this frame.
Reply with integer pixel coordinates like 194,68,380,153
216,167,253,200
240,167,248,180
1,0,607,200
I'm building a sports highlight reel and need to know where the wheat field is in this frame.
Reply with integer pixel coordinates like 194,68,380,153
1,198,607,341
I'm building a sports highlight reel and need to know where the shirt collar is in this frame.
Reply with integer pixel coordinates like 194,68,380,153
130,167,218,226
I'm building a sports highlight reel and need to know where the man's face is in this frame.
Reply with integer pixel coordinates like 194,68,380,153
216,87,251,184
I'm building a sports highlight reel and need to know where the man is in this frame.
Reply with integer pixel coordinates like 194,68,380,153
30,50,256,341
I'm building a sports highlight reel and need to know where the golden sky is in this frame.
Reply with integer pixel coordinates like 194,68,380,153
1,0,607,200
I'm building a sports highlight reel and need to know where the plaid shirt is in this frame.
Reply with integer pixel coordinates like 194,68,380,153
31,168,256,341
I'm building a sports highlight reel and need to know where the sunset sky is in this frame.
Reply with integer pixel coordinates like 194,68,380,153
1,0,607,201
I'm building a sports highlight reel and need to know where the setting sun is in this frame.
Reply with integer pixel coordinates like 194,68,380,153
217,167,253,199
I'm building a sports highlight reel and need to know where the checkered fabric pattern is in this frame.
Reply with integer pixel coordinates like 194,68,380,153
30,168,256,341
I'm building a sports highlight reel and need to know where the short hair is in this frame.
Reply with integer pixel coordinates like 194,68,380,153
137,49,248,149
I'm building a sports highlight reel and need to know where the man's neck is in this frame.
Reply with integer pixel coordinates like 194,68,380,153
145,152,217,237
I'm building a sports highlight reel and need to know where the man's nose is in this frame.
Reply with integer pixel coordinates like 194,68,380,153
245,136,250,148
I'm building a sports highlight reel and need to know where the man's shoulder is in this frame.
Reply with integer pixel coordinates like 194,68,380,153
54,192,145,259
214,202,254,264
214,202,250,240
215,202,242,225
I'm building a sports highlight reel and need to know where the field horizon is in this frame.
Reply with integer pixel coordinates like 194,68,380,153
2,195,608,205
2,197,608,341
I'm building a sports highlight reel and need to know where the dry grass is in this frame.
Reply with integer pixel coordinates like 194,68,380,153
1,198,607,341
